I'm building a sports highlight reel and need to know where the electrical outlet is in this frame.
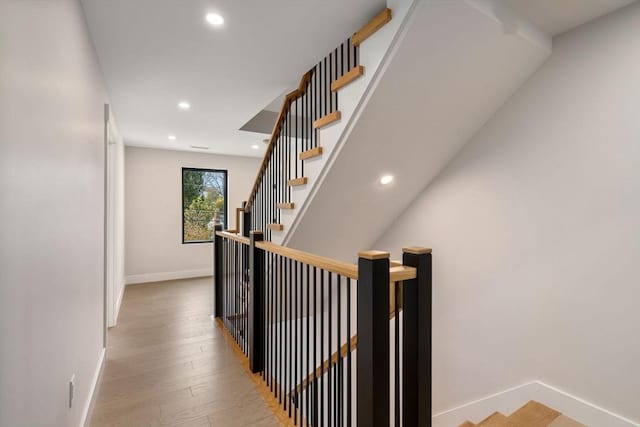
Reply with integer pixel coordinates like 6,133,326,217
69,374,75,408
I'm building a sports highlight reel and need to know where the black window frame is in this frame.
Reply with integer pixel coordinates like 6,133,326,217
181,167,228,244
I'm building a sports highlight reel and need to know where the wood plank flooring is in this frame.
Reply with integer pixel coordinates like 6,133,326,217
89,277,279,427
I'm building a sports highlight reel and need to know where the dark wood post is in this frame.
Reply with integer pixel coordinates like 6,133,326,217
242,201,251,238
213,224,223,318
249,230,265,373
357,250,390,427
402,247,432,427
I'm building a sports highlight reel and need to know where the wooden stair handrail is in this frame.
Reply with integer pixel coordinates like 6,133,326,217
246,69,315,210
216,230,250,246
256,240,359,279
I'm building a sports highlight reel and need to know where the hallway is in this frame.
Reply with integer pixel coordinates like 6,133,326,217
90,277,278,426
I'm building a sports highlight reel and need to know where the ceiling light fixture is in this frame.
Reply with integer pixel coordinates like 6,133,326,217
251,144,260,150
380,174,394,185
178,101,191,110
168,134,177,140
205,13,224,26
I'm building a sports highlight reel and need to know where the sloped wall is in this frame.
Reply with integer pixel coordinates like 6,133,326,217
375,2,640,421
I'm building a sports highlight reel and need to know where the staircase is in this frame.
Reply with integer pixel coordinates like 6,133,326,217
210,1,580,427
238,0,413,247
460,401,585,427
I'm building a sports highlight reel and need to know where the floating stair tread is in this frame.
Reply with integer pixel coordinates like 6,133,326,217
352,8,392,46
313,111,341,129
459,422,476,427
331,65,364,91
277,202,295,210
507,401,561,427
477,412,515,427
547,415,586,427
267,223,284,231
300,146,323,161
288,177,308,187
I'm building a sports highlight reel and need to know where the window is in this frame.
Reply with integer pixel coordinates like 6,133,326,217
182,168,228,243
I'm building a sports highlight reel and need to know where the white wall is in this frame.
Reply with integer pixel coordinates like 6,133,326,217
376,2,640,422
124,146,260,283
0,0,109,425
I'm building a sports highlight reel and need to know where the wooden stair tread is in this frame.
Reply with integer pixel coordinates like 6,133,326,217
299,146,323,161
331,65,364,91
267,223,283,231
508,401,561,427
547,415,586,427
313,111,341,129
288,177,308,187
352,8,392,46
277,202,295,210
477,412,515,427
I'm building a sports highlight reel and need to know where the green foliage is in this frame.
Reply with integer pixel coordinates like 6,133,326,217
182,169,226,242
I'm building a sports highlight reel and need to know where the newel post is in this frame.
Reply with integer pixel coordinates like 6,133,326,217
402,247,432,427
242,201,251,238
357,250,390,427
249,230,265,373
213,224,224,318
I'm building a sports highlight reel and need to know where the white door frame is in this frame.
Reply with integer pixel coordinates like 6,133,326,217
104,104,121,330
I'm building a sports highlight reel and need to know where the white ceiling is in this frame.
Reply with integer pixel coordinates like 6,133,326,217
506,0,637,36
81,0,385,157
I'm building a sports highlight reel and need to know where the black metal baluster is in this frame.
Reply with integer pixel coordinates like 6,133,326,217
276,256,284,405
294,260,298,425
337,274,342,427
288,258,293,417
313,266,318,427
287,111,292,201
234,241,237,343
334,47,338,114
306,264,310,426
346,277,352,427
320,269,325,427
299,261,304,425
323,57,327,116
327,271,332,425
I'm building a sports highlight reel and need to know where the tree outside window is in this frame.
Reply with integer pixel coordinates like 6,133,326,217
182,168,227,243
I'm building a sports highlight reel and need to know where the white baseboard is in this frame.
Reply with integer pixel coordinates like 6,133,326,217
433,381,640,427
80,347,105,427
125,268,212,285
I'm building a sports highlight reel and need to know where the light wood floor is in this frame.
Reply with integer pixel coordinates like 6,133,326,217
89,277,279,427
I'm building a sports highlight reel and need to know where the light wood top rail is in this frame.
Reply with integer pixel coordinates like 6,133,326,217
216,230,250,246
246,69,314,210
390,265,416,282
256,241,359,279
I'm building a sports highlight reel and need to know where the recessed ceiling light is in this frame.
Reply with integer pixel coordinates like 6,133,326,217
380,174,394,185
168,134,177,140
205,13,224,26
251,144,260,150
178,101,191,110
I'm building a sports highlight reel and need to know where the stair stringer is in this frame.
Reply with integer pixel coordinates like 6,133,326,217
267,0,418,246
283,0,552,261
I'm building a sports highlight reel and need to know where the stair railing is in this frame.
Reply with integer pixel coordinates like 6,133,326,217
214,224,432,426
244,34,361,241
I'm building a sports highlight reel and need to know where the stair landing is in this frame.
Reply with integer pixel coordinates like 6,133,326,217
460,401,585,427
